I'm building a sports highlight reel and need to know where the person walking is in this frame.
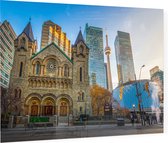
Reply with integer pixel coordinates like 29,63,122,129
146,113,150,125
130,113,134,126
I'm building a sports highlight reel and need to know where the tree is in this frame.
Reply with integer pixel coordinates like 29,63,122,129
1,87,23,121
90,84,111,116
117,108,130,118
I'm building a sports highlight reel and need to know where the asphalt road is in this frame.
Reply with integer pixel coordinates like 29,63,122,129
1,124,163,142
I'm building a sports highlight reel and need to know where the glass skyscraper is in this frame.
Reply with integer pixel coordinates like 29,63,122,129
114,31,135,85
84,23,107,88
0,20,16,88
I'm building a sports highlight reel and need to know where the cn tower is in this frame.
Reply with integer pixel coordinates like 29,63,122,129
105,34,113,92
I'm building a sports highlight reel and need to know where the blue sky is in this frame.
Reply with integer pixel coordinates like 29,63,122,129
1,0,163,88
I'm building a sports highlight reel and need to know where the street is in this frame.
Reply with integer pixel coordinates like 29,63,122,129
1,124,163,142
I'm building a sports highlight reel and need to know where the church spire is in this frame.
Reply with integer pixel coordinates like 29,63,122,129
22,21,34,42
74,29,85,45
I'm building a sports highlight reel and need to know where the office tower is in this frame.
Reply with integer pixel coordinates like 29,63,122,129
105,35,113,92
114,31,135,85
84,23,107,88
150,66,164,102
0,20,17,88
41,20,71,58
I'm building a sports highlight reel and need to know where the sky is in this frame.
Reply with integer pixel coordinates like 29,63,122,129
1,0,164,88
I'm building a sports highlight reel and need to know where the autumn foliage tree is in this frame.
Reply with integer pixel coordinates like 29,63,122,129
90,84,111,116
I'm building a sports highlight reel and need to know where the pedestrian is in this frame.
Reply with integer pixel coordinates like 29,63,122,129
130,113,134,126
154,114,157,124
149,114,152,125
80,116,82,124
146,113,150,125
142,112,146,126
160,113,163,124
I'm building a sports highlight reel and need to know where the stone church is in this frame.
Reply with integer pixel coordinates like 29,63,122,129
9,21,92,119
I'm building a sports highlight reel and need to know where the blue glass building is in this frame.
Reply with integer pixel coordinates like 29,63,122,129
112,80,160,111
84,23,107,88
114,31,135,85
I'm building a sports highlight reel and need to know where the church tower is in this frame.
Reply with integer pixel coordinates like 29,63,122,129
72,29,92,115
12,21,37,78
9,21,37,115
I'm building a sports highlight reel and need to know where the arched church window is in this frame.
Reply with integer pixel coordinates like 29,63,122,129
14,89,17,98
19,62,23,77
78,91,84,102
35,62,41,75
80,67,82,82
20,37,26,49
18,89,21,98
79,46,84,54
78,96,80,101
82,92,84,101
80,106,82,112
64,65,69,77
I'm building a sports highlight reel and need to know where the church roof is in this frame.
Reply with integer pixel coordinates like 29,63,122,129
21,22,34,41
74,30,86,45
31,42,73,63
44,20,55,25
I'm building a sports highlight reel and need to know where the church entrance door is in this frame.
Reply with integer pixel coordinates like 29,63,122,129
44,106,53,116
60,102,68,116
31,105,38,116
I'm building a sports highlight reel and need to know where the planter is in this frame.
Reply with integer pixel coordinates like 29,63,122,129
117,118,125,126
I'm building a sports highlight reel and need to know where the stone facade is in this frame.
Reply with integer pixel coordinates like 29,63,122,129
9,22,92,118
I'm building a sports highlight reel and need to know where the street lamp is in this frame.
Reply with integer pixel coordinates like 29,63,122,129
132,104,135,111
139,65,145,113
139,65,145,80
135,65,145,126
132,104,136,116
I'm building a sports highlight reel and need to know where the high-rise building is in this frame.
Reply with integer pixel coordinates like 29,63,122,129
84,23,107,88
41,20,71,58
105,35,113,92
114,31,135,85
150,66,164,102
0,20,17,88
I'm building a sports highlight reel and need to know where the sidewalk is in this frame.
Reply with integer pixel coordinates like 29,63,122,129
1,123,163,142
1,123,163,133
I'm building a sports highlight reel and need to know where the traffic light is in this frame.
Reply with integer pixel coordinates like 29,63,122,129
138,103,141,111
144,82,150,96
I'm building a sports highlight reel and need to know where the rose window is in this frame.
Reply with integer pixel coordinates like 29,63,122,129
46,59,56,74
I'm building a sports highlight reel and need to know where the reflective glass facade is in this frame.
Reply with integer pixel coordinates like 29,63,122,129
0,21,16,88
114,31,135,85
150,66,164,102
112,80,160,111
84,24,107,88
